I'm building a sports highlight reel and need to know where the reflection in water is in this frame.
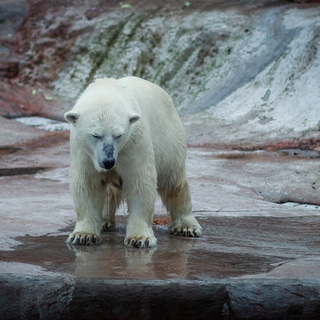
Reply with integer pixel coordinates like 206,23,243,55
67,228,197,280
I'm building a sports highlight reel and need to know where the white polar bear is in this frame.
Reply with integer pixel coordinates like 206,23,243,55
64,76,202,248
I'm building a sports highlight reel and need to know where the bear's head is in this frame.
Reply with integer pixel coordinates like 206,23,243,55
64,80,140,172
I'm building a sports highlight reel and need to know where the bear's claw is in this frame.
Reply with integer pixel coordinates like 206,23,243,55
168,216,202,238
169,226,202,237
66,233,102,245
124,236,156,248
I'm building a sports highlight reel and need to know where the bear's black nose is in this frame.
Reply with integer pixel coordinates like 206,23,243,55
102,158,115,170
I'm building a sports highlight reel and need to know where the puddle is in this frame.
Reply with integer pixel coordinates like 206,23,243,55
0,167,47,176
210,149,320,161
213,150,267,161
277,149,320,159
0,147,22,156
15,116,69,131
2,216,320,280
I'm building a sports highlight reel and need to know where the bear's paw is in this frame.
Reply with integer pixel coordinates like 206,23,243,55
169,217,202,237
66,232,102,245
124,234,157,249
102,221,116,232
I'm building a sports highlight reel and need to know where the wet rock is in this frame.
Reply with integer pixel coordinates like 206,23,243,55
1,214,320,319
0,124,320,318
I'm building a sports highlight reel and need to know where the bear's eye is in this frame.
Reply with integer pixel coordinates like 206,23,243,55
93,134,102,140
115,134,122,139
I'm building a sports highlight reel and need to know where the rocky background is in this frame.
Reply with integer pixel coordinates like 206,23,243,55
1,0,320,149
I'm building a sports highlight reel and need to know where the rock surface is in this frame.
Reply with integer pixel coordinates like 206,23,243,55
1,0,320,318
1,0,320,147
0,129,320,318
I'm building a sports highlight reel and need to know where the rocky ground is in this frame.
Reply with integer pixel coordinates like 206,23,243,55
0,124,320,318
1,0,320,319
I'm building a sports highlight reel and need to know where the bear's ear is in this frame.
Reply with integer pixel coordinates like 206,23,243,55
129,114,140,125
64,111,80,124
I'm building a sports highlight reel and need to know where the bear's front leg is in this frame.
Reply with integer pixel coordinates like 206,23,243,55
67,176,105,245
124,183,157,249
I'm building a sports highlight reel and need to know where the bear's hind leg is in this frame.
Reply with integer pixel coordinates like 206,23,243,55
102,186,122,232
161,174,202,237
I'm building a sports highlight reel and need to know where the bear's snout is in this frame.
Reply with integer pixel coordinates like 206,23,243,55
99,143,116,170
102,158,115,170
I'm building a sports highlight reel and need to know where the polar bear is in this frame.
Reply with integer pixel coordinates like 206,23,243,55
64,76,202,248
